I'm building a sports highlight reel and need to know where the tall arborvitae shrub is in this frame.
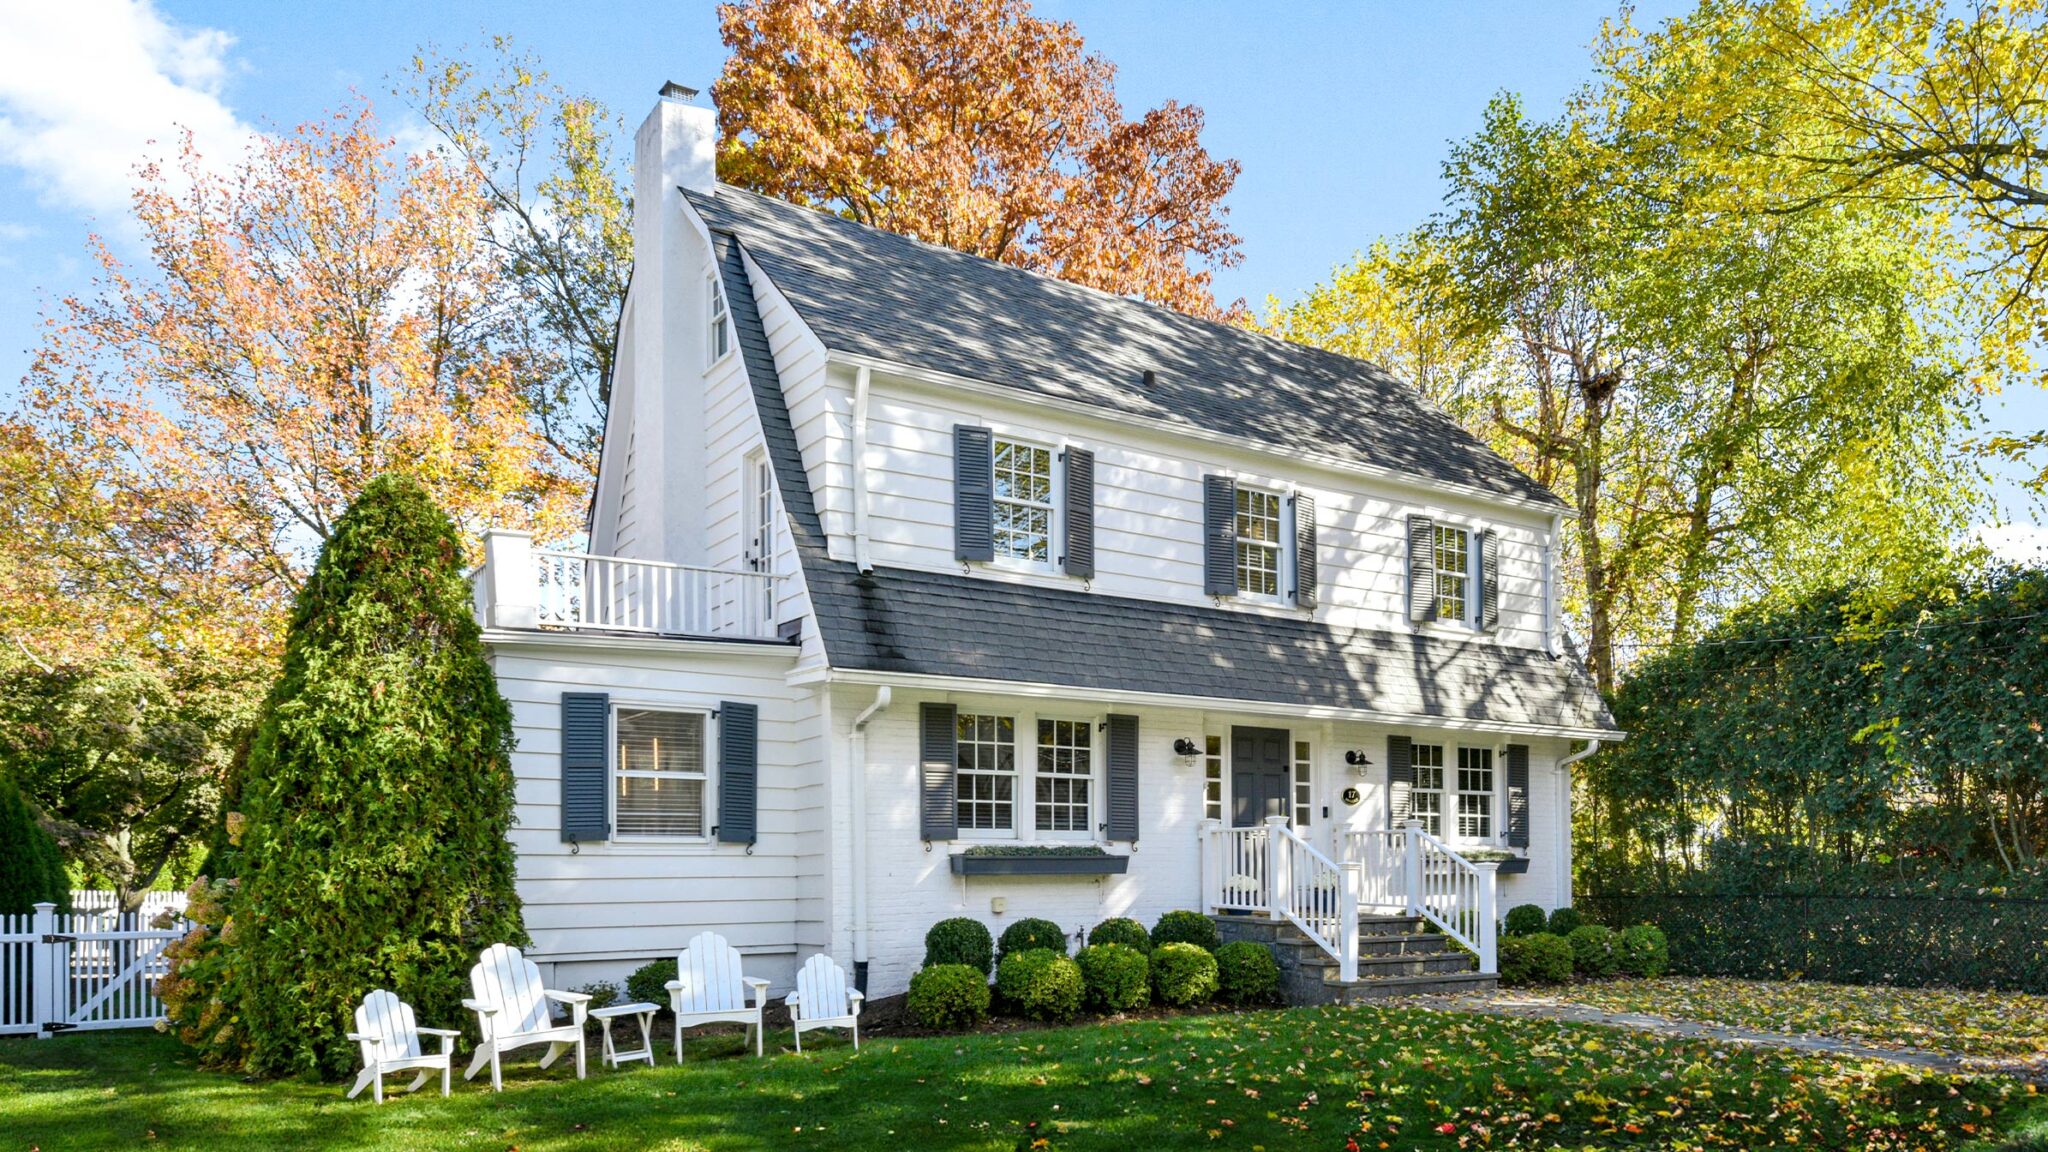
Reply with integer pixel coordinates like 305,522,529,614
228,474,526,1079
0,779,68,915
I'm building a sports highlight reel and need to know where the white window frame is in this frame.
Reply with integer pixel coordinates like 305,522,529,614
1202,733,1224,823
1455,745,1496,843
989,435,1060,572
1409,742,1446,838
1431,522,1473,626
610,703,717,842
1032,716,1098,839
1233,484,1290,602
744,449,776,629
955,711,1019,837
706,273,732,367
1292,739,1313,828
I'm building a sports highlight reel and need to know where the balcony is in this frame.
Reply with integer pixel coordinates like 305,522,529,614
472,529,788,642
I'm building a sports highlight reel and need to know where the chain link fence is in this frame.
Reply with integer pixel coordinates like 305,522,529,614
1578,892,2048,992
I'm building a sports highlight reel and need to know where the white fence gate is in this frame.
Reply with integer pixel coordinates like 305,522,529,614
1,898,192,1038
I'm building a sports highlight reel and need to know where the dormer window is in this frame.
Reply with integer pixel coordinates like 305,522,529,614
707,273,731,365
992,437,1056,567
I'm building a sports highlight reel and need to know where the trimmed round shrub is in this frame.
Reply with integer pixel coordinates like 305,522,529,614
1502,903,1548,937
1150,910,1220,952
1615,923,1670,977
1214,940,1281,1005
995,948,1083,1022
924,917,996,975
1076,943,1149,1012
1547,906,1585,937
1499,932,1574,986
1565,924,1616,977
1149,941,1220,1006
998,917,1070,959
627,958,678,1006
1087,916,1152,953
907,963,991,1030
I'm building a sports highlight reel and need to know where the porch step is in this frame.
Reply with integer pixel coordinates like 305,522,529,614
1210,912,1489,1007
1323,970,1499,1003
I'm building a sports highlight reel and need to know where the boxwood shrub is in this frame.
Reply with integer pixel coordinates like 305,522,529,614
1566,924,1617,977
924,917,995,975
1499,932,1573,986
907,963,991,1030
1214,940,1281,1005
1503,903,1548,937
1076,943,1149,1012
997,917,1070,959
627,958,677,1006
995,948,1084,1022
1547,906,1585,937
1150,941,1219,1006
1616,923,1670,977
1086,916,1152,953
1150,910,1220,952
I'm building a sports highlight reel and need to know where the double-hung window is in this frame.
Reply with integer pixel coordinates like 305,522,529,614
614,708,710,837
1432,524,1471,623
1456,746,1495,840
1034,719,1093,834
1235,486,1285,598
1410,743,1446,837
955,713,1016,831
992,438,1056,567
707,274,731,364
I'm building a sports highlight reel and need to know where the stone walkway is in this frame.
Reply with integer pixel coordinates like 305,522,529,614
1409,991,2047,1081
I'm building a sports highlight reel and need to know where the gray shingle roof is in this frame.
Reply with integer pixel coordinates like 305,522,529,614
687,186,1564,509
711,227,1618,736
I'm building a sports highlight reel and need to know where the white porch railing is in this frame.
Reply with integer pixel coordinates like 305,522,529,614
1203,818,1497,979
472,530,785,641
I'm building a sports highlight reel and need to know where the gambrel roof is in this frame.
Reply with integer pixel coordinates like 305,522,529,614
686,186,1564,511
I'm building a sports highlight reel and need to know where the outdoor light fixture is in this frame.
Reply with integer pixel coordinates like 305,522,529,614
1344,749,1372,777
1172,737,1201,758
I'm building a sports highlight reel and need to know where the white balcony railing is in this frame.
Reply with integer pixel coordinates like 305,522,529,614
473,530,786,641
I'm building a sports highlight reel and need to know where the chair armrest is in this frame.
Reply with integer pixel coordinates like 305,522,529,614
461,999,497,1016
742,977,771,1006
345,1033,382,1045
784,992,801,1011
415,1027,462,1037
849,990,865,1017
545,990,593,1004
663,980,685,991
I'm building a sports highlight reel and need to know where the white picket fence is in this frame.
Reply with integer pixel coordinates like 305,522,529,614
1,894,192,1038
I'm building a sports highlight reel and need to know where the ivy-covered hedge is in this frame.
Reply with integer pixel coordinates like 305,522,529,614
1580,892,2048,992
223,475,528,1080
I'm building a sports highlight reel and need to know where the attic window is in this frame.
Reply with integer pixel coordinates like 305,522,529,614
707,274,731,364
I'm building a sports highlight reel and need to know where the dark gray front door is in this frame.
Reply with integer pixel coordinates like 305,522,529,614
1231,726,1291,827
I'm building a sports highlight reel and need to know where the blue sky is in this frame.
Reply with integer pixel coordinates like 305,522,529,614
1,1,2041,548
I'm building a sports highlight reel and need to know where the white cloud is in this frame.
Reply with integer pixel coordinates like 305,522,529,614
1974,521,2048,566
0,0,257,221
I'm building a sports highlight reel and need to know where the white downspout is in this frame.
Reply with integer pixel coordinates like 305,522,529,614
849,685,891,991
852,365,874,574
1555,738,1600,909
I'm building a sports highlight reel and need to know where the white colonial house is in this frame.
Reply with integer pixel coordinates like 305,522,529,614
468,83,1621,1005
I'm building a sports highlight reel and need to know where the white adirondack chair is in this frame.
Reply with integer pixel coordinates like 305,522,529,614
345,989,459,1103
784,953,863,1053
461,943,590,1091
666,930,770,1060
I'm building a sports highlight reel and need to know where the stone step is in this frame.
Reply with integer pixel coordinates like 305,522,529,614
1323,970,1499,1003
1315,951,1478,980
1358,914,1431,937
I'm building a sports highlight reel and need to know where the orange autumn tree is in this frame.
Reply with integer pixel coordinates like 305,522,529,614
21,104,583,646
715,0,1244,318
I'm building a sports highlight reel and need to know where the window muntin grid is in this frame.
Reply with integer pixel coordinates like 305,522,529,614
993,438,1055,565
1034,719,1093,833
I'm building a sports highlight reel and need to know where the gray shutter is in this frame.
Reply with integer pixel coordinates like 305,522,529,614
920,702,958,840
1386,734,1413,825
1203,475,1236,596
1063,447,1095,580
954,425,994,562
1479,529,1500,631
1293,493,1318,608
1505,743,1530,848
1105,713,1140,842
560,692,610,843
1406,515,1436,622
717,702,759,845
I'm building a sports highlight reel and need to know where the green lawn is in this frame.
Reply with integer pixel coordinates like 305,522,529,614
0,1006,2033,1151
1547,976,2048,1062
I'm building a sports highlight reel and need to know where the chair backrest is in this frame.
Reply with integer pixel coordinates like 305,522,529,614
469,943,551,1038
674,931,747,1013
354,989,422,1065
793,953,851,1021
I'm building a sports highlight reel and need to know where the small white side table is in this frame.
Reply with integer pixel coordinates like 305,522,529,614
591,1001,660,1069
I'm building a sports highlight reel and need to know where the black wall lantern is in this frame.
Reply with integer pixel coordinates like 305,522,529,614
1172,737,1202,757
1344,749,1372,777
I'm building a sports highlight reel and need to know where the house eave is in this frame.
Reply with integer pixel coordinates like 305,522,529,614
824,349,1575,519
791,665,1624,741
481,628,803,660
